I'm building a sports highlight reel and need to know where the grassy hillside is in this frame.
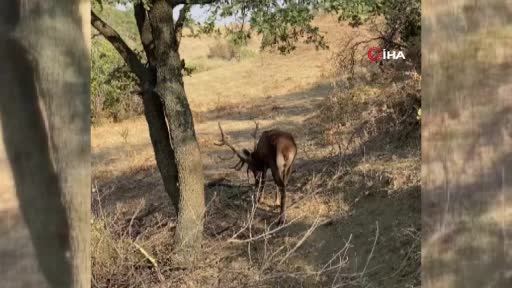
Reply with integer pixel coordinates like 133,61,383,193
91,13,420,288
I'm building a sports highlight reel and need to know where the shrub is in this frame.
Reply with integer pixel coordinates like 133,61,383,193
207,41,238,60
260,30,276,50
91,38,142,124
238,47,257,59
321,27,421,152
182,59,216,76
183,62,198,76
326,0,421,72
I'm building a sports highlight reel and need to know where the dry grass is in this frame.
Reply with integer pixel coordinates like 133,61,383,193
422,0,512,287
92,15,420,288
207,41,238,60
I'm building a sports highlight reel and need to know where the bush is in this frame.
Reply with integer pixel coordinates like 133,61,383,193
321,35,421,151
183,62,198,76
238,47,257,59
182,59,217,76
91,38,142,124
260,31,276,50
207,41,238,60
327,0,421,72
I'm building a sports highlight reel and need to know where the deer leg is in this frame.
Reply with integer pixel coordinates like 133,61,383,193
284,166,293,186
270,165,286,225
276,164,287,206
278,163,294,208
255,173,262,202
256,171,266,203
278,186,286,226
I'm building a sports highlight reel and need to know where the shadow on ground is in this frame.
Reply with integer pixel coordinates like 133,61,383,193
422,1,512,287
92,88,421,287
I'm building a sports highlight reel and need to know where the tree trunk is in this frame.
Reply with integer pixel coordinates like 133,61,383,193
4,1,91,287
141,85,181,214
0,24,73,288
148,0,205,258
93,5,182,215
92,0,206,259
134,4,181,214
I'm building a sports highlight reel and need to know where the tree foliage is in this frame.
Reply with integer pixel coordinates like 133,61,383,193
91,6,141,123
324,0,421,71
91,1,335,122
325,0,420,48
92,0,420,70
92,39,141,122
94,0,331,54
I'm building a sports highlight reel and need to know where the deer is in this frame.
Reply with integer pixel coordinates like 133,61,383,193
215,122,297,225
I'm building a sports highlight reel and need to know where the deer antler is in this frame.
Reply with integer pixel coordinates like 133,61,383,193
251,121,259,150
233,159,245,171
215,122,250,164
217,154,235,160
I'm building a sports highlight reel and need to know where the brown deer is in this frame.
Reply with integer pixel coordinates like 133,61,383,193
215,122,297,225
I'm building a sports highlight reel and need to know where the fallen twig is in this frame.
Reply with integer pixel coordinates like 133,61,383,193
132,242,165,282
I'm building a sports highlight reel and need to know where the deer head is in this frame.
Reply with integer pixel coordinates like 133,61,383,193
215,122,297,225
215,122,260,178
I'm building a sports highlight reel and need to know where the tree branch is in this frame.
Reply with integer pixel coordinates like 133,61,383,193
175,4,190,31
91,10,147,81
173,0,218,6
134,2,157,66
175,4,191,48
148,0,180,56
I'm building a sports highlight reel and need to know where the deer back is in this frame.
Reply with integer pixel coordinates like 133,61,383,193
254,129,297,170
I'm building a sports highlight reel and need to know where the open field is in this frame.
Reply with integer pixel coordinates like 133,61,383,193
92,15,420,287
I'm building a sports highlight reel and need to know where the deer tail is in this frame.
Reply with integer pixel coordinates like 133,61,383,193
276,153,287,186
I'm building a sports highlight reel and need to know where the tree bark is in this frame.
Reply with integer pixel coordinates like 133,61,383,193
1,1,91,287
0,24,73,288
93,7,182,214
148,0,205,257
141,87,182,214
92,0,206,259
134,3,181,214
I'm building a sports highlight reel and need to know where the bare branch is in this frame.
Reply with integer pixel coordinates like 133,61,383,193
360,221,379,283
278,216,322,265
173,0,218,6
175,4,191,31
134,2,156,65
91,11,147,81
175,4,191,47
228,216,301,243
